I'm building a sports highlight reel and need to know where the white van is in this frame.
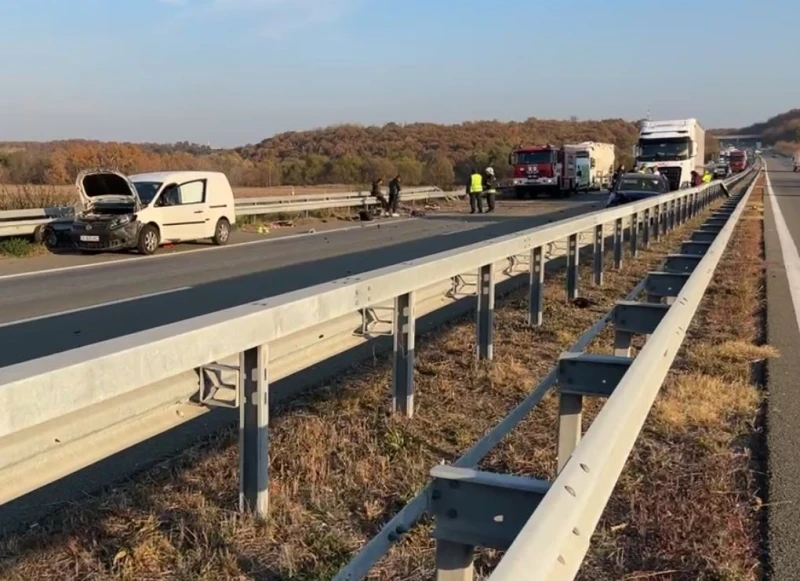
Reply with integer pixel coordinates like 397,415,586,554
70,170,236,254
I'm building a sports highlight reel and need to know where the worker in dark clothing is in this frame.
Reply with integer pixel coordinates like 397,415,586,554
467,168,484,214
371,178,390,216
387,174,401,217
690,170,702,188
482,166,498,213
612,164,626,189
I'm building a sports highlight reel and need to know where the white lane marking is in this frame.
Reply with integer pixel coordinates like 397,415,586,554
765,167,800,333
0,286,191,329
0,216,418,282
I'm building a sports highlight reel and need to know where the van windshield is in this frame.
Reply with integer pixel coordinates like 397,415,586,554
133,181,162,205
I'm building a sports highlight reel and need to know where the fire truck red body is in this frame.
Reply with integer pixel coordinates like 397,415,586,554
508,144,588,199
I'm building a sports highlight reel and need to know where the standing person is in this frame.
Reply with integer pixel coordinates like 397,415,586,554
371,177,389,216
702,170,712,184
482,166,498,213
467,168,484,214
387,174,401,217
612,164,626,188
690,170,702,187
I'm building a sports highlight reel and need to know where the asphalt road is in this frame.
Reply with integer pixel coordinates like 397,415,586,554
763,155,800,580
0,196,604,367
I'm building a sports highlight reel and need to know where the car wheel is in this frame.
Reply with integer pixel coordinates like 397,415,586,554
137,224,160,255
212,218,231,246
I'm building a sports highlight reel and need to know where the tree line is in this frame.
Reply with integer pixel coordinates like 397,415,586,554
0,114,746,190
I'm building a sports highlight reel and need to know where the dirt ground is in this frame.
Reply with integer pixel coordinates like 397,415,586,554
0,184,769,580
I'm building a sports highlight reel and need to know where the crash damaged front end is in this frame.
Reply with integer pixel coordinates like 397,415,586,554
71,206,141,251
70,170,143,252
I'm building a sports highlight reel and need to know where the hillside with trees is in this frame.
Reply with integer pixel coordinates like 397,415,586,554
0,118,642,189
712,108,800,155
3,110,774,190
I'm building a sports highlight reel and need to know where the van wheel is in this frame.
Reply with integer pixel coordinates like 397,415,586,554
138,225,160,255
212,218,231,246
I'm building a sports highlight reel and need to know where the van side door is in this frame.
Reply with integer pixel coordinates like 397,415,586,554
152,179,209,242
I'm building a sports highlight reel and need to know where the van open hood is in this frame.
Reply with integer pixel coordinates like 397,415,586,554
76,170,141,210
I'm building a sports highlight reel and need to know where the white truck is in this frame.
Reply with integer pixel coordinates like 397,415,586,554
633,119,706,191
565,141,616,190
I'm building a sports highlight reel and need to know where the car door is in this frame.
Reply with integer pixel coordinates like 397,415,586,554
153,179,209,241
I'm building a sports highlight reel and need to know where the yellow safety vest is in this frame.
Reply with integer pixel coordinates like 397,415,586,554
702,173,712,183
470,173,483,193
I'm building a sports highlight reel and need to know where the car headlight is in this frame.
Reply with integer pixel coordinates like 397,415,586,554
109,214,134,229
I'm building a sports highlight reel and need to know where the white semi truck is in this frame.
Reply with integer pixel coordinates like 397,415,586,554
634,119,706,190
566,141,616,190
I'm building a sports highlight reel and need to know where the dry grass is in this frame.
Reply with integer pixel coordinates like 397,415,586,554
0,183,369,211
0,184,766,580
576,176,770,580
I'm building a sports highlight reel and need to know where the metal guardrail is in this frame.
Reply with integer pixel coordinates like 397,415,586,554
0,186,453,238
0,169,753,559
484,168,759,581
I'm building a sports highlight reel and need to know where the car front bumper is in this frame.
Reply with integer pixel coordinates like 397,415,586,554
70,222,139,251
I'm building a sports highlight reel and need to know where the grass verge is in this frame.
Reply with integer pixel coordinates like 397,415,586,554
0,187,763,580
0,238,44,259
576,175,771,580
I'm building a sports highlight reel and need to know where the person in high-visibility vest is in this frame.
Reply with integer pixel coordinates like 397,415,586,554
702,170,712,184
467,168,484,214
482,166,498,213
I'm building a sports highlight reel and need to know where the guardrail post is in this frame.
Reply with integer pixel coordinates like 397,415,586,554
435,541,474,581
239,344,270,518
643,208,651,249
557,393,582,473
477,264,495,360
593,224,604,286
653,205,661,242
528,246,544,326
566,234,579,300
613,218,623,269
669,200,677,231
393,292,415,417
630,212,639,258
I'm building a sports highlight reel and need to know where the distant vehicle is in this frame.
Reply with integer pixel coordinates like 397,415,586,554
71,170,236,255
605,173,670,208
634,118,705,191
794,151,800,172
728,149,747,173
713,161,731,179
508,144,591,199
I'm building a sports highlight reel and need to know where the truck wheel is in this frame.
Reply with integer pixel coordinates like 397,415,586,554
212,218,231,246
137,224,160,255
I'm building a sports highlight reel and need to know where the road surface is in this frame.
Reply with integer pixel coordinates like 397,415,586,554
763,155,800,579
0,196,604,367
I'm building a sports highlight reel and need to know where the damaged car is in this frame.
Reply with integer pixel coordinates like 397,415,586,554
71,169,236,255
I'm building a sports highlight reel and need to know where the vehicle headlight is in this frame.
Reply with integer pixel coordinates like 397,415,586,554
109,214,133,229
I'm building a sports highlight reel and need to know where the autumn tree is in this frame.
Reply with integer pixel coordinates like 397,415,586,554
423,154,455,188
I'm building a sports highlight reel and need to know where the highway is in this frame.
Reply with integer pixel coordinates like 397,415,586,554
0,196,603,367
763,155,800,580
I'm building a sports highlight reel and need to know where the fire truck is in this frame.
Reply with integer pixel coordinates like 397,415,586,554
508,144,590,199
728,149,747,173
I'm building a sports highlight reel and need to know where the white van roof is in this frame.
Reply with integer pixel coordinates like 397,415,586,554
128,171,228,184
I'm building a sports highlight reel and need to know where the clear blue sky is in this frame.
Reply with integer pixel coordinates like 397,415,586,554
1,0,797,147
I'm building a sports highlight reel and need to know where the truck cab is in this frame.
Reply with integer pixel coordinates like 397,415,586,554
634,119,705,191
728,150,747,173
